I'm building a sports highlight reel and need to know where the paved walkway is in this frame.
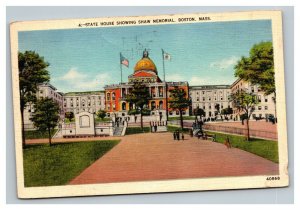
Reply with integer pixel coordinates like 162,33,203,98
69,132,278,185
203,121,278,140
208,121,277,133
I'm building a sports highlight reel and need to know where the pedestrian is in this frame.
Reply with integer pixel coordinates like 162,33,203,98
173,132,176,140
177,131,180,140
182,132,184,140
224,137,231,149
154,122,158,132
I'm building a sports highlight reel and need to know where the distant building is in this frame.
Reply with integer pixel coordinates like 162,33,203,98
104,49,189,118
23,83,64,129
189,85,232,119
63,91,105,115
230,78,276,120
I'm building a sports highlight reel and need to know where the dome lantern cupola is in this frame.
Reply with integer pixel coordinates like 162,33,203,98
134,49,157,74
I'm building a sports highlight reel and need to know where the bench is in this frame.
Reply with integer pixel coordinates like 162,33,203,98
202,132,216,141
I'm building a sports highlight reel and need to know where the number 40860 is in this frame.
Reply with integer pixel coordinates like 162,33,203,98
266,176,280,180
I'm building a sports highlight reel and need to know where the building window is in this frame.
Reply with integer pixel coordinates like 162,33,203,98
202,91,205,94
265,98,268,102
159,101,163,109
265,106,268,110
196,97,199,102
259,96,262,102
220,97,223,101
208,97,211,101
107,93,111,101
196,92,199,95
122,102,126,111
258,106,262,110
202,97,205,101
203,106,205,109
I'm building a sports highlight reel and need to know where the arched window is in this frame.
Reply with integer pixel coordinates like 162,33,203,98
159,101,163,109
151,101,156,110
112,92,116,100
122,102,126,111
107,93,111,101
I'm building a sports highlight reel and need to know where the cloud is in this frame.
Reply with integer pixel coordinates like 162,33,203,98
188,76,232,86
58,68,87,81
210,56,239,70
54,68,114,92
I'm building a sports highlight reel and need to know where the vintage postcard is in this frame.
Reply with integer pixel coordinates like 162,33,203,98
10,10,289,198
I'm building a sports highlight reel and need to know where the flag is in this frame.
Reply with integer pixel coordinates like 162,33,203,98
120,53,129,67
162,50,171,61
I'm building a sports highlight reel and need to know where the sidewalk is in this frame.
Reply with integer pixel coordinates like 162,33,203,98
69,132,278,185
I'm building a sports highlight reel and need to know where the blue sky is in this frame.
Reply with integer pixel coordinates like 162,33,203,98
18,20,272,93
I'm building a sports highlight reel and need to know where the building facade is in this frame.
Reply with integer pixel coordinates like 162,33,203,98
104,50,189,118
230,78,276,120
63,91,105,115
189,85,232,119
23,83,64,129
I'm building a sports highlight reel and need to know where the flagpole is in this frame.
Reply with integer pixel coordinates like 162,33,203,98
161,49,166,82
120,53,123,84
162,49,168,122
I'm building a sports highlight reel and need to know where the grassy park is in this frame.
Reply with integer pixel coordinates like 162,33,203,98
125,127,150,135
25,129,57,139
167,125,190,133
168,116,196,121
207,131,278,163
23,140,120,187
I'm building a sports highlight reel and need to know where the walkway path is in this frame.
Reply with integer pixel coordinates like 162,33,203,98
69,132,278,185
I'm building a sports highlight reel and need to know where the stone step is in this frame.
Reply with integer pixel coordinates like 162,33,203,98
151,126,167,132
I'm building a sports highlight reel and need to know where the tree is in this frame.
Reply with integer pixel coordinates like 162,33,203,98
230,90,258,141
221,107,233,117
30,98,60,146
125,82,151,129
19,51,50,148
169,87,191,130
96,109,107,120
65,112,74,122
193,106,205,122
234,41,276,121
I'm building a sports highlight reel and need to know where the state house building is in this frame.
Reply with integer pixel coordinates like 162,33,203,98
104,50,189,117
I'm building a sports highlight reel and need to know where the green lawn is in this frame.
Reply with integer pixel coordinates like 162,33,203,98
25,129,57,139
95,117,111,123
64,118,75,123
23,140,120,187
168,116,196,121
207,131,278,163
125,127,150,135
167,125,190,133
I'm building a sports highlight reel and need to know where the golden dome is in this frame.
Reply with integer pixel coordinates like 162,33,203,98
134,49,157,74
134,57,157,73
